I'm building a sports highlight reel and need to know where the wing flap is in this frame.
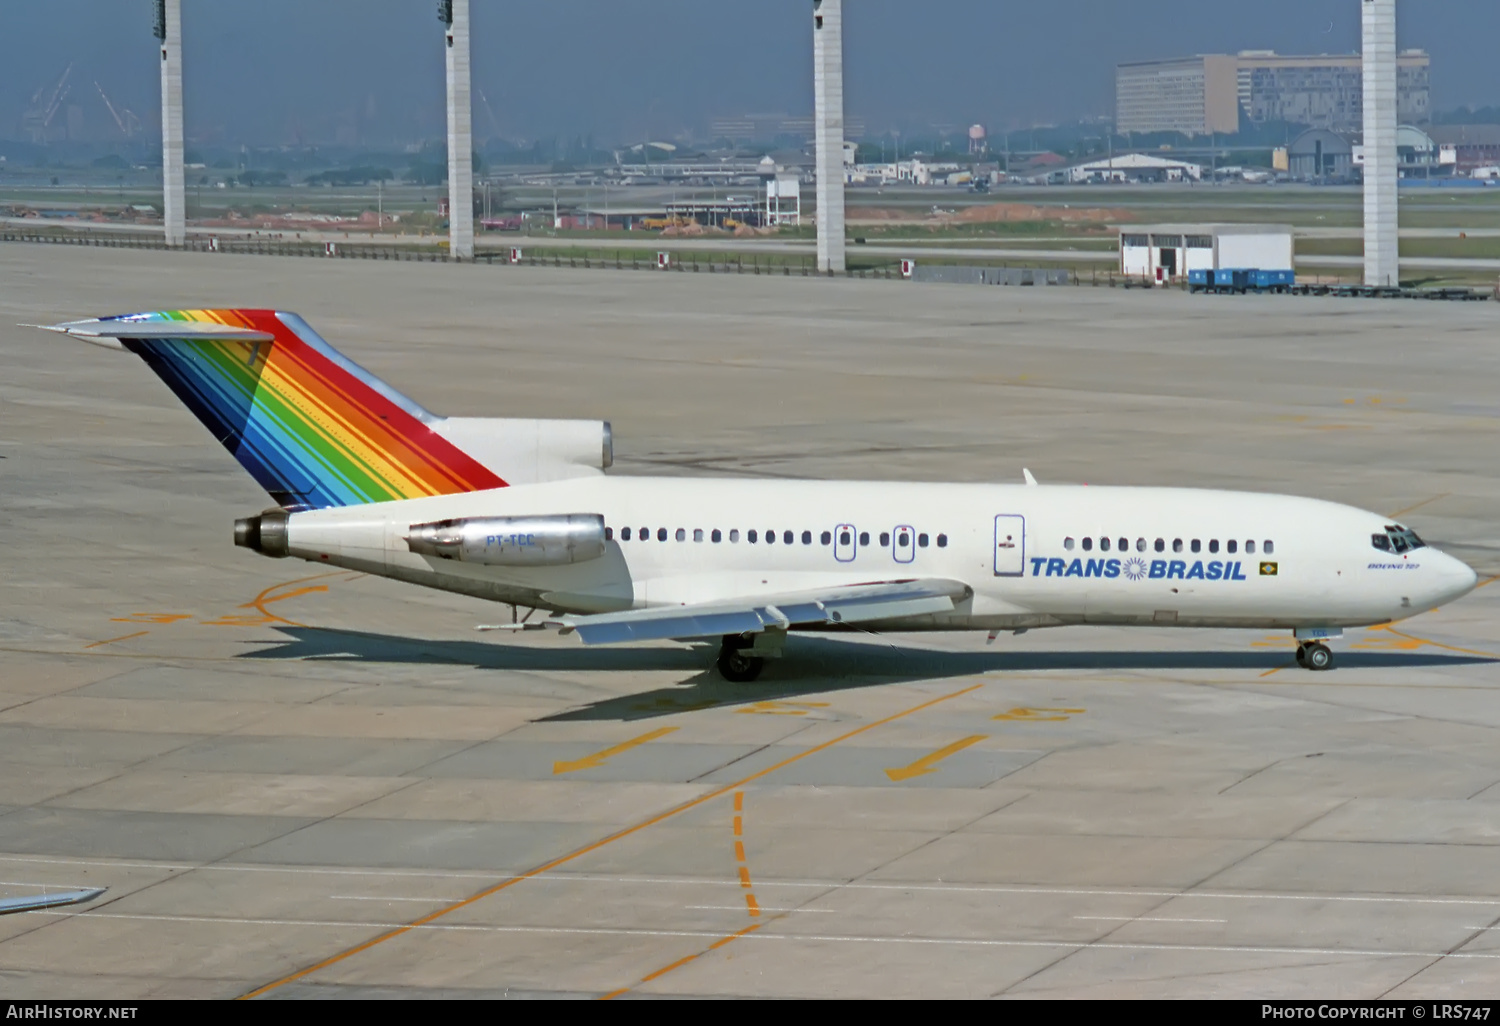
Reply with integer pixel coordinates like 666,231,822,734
550,578,969,645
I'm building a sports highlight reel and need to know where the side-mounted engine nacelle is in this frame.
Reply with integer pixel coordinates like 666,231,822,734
405,514,606,567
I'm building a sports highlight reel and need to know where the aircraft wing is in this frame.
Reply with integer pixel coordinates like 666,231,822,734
486,578,971,645
0,887,106,915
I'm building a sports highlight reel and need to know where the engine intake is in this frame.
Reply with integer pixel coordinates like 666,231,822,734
406,514,606,567
234,509,290,558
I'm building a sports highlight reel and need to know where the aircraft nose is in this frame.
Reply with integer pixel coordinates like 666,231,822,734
1433,552,1479,604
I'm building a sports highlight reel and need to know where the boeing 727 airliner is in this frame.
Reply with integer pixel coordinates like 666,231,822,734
38,309,1479,680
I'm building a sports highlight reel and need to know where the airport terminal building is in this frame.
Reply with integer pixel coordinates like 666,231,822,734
1116,50,1430,136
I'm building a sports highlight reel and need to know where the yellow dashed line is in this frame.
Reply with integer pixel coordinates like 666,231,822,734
82,630,149,649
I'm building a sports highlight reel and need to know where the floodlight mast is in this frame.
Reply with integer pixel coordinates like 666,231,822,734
440,0,475,261
812,0,846,274
1362,0,1399,287
156,0,185,247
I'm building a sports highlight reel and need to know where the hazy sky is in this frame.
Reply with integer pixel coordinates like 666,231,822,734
4,1,1499,146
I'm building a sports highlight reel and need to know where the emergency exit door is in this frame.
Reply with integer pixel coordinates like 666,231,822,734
994,515,1026,577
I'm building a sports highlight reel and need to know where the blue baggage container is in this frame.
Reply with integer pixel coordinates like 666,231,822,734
1250,269,1295,292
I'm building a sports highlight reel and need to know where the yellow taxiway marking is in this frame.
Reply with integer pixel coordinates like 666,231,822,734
1357,624,1500,660
992,707,1085,722
109,613,191,625
1387,493,1451,519
240,682,984,1000
552,726,679,775
735,700,831,716
82,630,150,649
885,735,988,782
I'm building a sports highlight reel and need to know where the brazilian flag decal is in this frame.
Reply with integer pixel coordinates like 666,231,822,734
1260,562,1279,576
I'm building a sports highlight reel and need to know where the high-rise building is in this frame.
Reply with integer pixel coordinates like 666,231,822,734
1238,50,1428,133
1116,50,1429,136
1116,56,1241,137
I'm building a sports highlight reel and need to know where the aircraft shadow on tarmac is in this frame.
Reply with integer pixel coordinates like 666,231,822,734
241,626,1496,722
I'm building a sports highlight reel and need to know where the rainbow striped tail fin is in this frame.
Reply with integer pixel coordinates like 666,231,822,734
40,309,508,510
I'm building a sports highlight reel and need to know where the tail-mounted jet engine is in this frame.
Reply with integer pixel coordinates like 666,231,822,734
234,509,290,557
405,514,606,566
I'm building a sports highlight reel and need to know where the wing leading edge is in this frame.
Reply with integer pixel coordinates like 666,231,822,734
484,579,972,645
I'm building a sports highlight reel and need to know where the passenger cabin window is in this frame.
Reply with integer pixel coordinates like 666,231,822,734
784,530,794,545
1173,539,1183,553
1082,537,1093,551
712,529,722,543
1100,537,1111,552
802,530,812,545
1064,537,1075,551
606,527,614,541
859,531,870,547
937,534,948,548
730,529,740,543
1227,540,1237,554
694,529,704,542
766,530,776,545
1246,540,1255,554
821,531,832,545
748,529,758,543
896,530,911,548
622,527,632,541
657,528,667,542
839,530,852,546
1191,539,1201,553
1136,538,1147,552
880,532,890,546
1118,537,1129,551
918,533,929,547
676,528,687,542
1264,540,1274,554
1154,538,1165,553
1209,539,1219,554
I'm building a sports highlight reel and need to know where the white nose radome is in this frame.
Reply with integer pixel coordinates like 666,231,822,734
1432,552,1479,607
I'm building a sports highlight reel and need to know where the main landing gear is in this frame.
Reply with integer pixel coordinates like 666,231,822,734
717,635,764,682
716,628,788,682
1296,642,1334,671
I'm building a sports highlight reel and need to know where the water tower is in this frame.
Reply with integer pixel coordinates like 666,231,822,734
968,124,987,155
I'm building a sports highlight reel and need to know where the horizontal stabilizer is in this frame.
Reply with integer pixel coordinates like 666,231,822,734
489,578,970,646
36,318,275,341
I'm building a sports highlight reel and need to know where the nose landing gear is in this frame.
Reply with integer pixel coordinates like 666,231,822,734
1296,642,1333,671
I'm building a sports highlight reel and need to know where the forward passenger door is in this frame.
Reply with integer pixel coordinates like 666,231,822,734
994,515,1025,577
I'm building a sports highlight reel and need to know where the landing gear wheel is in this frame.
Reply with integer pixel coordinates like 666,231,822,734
1295,645,1308,668
717,636,764,683
1304,642,1333,672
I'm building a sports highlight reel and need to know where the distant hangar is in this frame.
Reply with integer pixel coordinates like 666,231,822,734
1120,223,1294,283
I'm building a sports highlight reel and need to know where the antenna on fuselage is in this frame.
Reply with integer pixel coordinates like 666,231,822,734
1022,468,1038,486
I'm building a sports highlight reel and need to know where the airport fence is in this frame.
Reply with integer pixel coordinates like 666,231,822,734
0,228,905,278
3,229,1494,299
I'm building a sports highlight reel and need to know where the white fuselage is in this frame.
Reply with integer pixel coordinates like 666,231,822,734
280,477,1478,633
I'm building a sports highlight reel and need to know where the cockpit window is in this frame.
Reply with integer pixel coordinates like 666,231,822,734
1373,525,1426,553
